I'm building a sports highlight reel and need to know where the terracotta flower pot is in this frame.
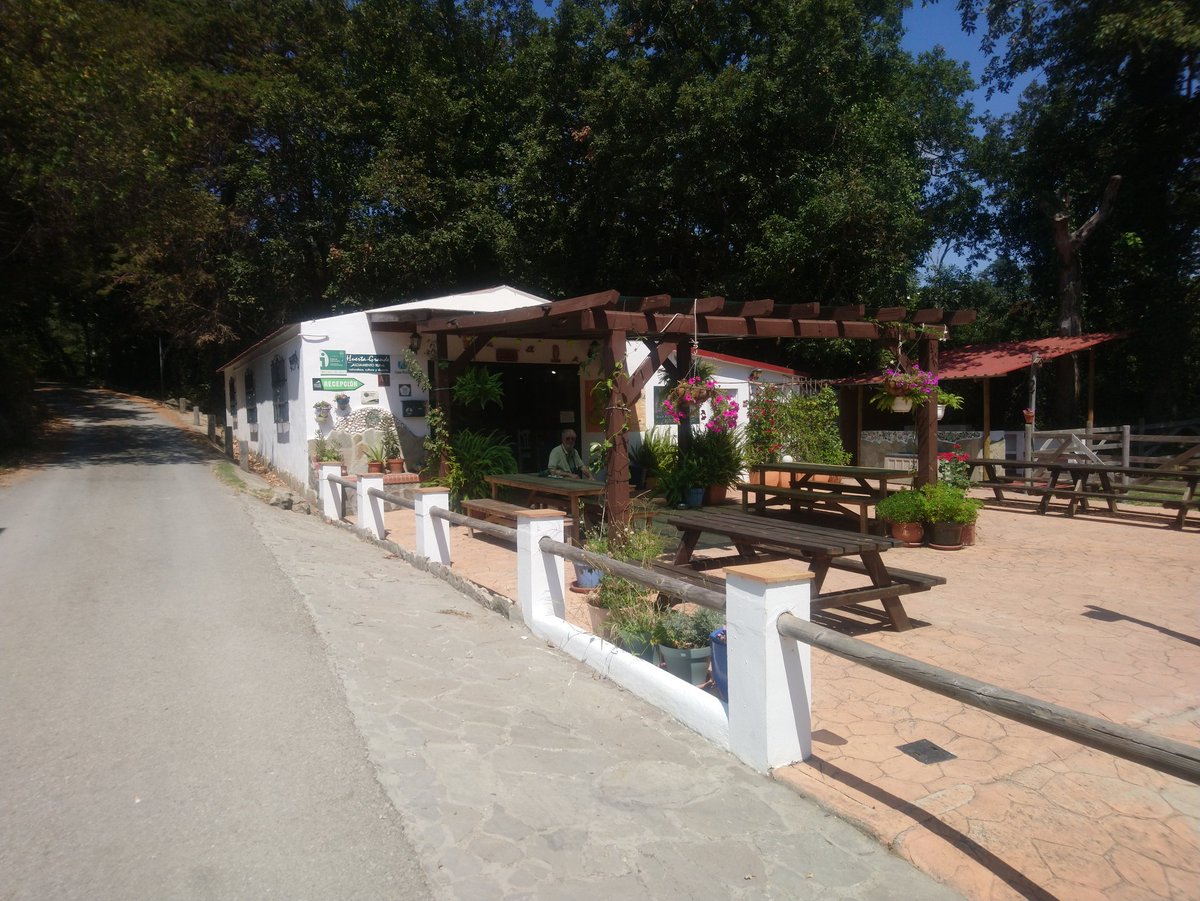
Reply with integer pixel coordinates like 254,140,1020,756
889,521,925,547
704,484,727,505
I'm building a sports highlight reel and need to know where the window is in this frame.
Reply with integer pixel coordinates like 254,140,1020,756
227,377,237,414
244,370,258,424
270,355,288,423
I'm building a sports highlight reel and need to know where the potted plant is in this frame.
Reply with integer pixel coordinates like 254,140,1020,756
381,426,405,473
661,373,720,423
1023,407,1036,425
364,441,387,473
608,600,665,664
688,429,744,504
659,607,724,686
921,482,982,550
937,444,972,490
870,365,938,413
573,530,608,590
313,399,332,422
334,392,351,412
659,456,705,508
875,488,928,546
588,575,647,641
933,387,965,421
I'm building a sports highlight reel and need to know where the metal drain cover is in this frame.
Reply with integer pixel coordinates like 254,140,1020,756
897,739,957,764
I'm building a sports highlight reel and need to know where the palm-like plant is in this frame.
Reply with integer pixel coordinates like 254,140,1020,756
446,429,517,507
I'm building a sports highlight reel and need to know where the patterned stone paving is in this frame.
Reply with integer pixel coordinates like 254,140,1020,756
373,489,1200,901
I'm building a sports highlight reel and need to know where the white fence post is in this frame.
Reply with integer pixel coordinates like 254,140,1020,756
413,487,451,565
357,474,385,540
516,510,565,626
318,463,342,521
724,562,814,774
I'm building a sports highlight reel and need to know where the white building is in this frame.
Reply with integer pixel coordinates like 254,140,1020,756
218,286,805,494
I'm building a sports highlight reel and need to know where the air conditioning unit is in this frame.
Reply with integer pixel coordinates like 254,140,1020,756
883,454,916,472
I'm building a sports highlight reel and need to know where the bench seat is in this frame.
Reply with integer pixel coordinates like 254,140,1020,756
460,498,575,539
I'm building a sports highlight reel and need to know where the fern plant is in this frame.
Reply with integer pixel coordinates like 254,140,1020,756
451,367,504,410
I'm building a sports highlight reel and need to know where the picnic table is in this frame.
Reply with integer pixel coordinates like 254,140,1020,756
737,462,914,533
484,472,605,532
969,457,1200,529
662,508,945,631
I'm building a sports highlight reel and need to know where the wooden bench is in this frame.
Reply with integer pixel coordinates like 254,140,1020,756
1162,498,1200,529
459,498,575,539
737,482,880,533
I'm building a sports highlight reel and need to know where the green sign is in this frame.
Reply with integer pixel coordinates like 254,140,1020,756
312,377,364,392
319,350,346,371
347,353,390,373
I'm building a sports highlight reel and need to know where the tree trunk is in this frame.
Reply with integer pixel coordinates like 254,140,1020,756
1050,175,1121,424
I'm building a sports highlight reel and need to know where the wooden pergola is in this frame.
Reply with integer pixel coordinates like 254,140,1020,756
370,290,975,523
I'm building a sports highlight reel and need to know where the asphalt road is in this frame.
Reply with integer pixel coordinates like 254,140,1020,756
0,390,432,901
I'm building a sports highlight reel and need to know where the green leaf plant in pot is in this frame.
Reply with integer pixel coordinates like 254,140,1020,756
608,600,666,664
364,441,387,473
921,482,982,550
659,607,724,686
875,488,928,547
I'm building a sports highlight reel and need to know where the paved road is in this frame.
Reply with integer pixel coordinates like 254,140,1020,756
0,391,431,901
0,389,963,900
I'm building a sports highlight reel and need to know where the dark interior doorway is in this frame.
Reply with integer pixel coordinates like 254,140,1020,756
453,363,581,473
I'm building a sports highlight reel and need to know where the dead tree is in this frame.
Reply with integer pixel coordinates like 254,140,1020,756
1050,175,1121,423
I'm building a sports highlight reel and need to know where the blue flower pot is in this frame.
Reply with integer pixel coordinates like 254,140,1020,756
710,629,728,701
574,563,602,589
686,487,705,508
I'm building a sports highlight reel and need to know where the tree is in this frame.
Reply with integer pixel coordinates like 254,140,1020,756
958,0,1200,422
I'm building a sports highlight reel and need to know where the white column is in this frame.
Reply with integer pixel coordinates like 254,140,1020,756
724,562,814,774
413,487,451,565
516,510,565,626
357,474,385,540
317,463,342,521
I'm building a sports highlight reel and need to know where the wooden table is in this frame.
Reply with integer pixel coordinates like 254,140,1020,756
485,473,605,531
664,509,945,631
969,457,1200,528
739,462,914,533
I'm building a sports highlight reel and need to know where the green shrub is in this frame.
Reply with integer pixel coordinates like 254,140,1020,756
688,429,744,488
661,607,725,649
875,488,927,523
446,429,517,506
920,482,982,524
779,387,851,465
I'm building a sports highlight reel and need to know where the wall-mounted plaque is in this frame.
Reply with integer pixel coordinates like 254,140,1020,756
402,401,427,418
397,384,412,397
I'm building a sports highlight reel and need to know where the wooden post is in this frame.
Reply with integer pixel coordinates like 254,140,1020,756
981,378,991,459
603,329,631,526
1087,347,1096,429
674,340,693,461
916,336,939,486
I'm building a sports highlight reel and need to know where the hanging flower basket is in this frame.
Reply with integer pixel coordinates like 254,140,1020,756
662,376,720,424
870,366,937,413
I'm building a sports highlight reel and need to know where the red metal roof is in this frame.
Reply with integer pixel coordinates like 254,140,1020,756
843,332,1127,384
697,349,808,377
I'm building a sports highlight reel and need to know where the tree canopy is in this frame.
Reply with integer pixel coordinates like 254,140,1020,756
0,0,1196,427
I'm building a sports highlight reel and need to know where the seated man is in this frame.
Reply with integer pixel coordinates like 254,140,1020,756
547,429,591,479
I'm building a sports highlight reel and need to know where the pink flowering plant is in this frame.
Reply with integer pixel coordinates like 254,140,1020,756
701,392,740,433
870,364,938,412
661,375,720,424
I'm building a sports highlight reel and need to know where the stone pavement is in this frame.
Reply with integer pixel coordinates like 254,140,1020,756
240,494,963,900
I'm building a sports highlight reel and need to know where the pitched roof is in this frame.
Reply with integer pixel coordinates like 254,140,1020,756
842,332,1128,384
